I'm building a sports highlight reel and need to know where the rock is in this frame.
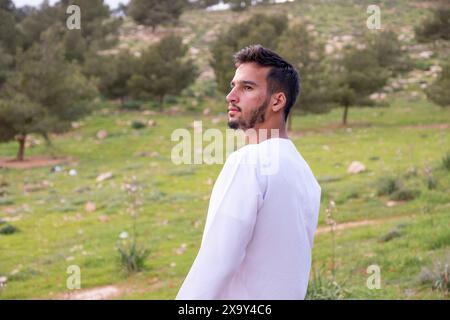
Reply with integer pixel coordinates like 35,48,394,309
0,276,7,287
429,65,442,73
69,169,77,176
418,50,433,59
71,121,84,129
85,201,96,213
119,231,128,239
341,35,353,42
369,92,387,102
347,161,366,174
147,120,156,127
175,243,187,255
203,108,211,116
168,106,182,115
51,165,63,173
96,172,113,183
98,215,109,223
96,130,108,140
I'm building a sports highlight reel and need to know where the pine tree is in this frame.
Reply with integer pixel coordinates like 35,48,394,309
0,31,97,160
127,0,186,31
426,64,450,107
128,35,197,110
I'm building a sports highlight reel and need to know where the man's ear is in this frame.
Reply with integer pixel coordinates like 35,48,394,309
271,92,286,113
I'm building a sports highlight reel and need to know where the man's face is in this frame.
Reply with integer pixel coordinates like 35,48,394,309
226,62,271,130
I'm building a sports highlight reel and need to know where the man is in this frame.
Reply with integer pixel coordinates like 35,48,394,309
176,45,321,300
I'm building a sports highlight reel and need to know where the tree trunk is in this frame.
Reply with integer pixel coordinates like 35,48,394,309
342,105,349,126
16,134,26,161
159,96,164,112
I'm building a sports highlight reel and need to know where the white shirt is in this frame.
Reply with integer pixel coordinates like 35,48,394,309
176,138,321,300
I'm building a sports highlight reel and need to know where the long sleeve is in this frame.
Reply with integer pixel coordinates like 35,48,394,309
176,152,265,300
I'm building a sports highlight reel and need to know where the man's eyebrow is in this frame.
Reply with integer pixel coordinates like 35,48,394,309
230,80,258,87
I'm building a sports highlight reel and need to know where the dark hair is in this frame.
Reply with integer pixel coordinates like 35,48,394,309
233,44,300,121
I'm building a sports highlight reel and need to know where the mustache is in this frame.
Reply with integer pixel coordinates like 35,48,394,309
229,104,241,111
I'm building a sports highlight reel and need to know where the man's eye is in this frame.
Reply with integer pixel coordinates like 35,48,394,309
244,86,252,90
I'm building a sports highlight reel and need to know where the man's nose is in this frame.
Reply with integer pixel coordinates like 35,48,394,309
226,87,239,104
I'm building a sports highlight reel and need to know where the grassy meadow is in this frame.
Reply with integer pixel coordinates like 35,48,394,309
1,0,450,299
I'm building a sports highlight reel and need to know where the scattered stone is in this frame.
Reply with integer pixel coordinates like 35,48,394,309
347,161,366,174
51,165,63,173
96,172,113,183
369,92,387,102
69,169,77,176
85,202,96,213
203,108,211,116
0,276,7,287
98,215,109,223
119,231,129,239
147,119,156,127
418,50,433,59
175,243,187,255
96,130,108,140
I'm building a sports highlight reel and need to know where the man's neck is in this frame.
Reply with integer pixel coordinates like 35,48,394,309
245,122,288,144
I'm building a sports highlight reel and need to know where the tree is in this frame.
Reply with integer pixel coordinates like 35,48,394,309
335,45,389,125
211,14,288,94
128,35,197,109
0,46,14,89
0,1,21,89
19,1,61,50
20,0,121,62
277,22,335,130
0,2,22,54
415,5,450,42
426,63,450,107
83,50,137,103
366,30,411,75
127,0,186,31
0,31,97,161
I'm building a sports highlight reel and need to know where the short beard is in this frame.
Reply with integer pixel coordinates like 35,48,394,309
227,97,270,130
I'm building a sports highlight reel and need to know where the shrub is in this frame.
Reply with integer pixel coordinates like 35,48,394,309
415,7,450,42
131,120,146,130
418,253,450,294
117,238,150,274
306,267,346,300
390,188,420,201
0,224,18,235
121,100,141,111
376,176,402,196
442,152,450,171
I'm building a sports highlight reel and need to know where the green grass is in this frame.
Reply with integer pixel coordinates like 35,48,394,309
1,94,449,299
1,0,450,300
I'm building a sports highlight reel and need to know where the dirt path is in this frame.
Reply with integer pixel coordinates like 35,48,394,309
56,278,165,300
316,215,405,235
0,156,74,169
